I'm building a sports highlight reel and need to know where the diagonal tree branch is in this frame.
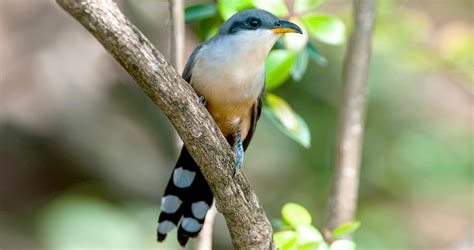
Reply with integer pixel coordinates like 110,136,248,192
55,0,273,249
326,0,376,232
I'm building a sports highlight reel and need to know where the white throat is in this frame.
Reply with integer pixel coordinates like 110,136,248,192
191,30,280,101
207,30,279,67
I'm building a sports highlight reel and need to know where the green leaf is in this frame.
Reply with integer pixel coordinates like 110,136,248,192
295,224,324,244
265,49,296,91
298,241,330,250
185,4,218,22
275,40,286,49
306,43,327,65
298,242,320,250
332,221,361,238
274,231,298,250
292,49,309,81
294,0,325,14
218,0,254,20
281,202,312,226
302,15,346,45
196,18,222,41
318,242,330,250
271,218,289,229
330,240,356,250
251,0,289,17
264,94,311,148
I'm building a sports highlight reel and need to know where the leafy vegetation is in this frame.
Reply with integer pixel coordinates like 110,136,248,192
273,202,360,250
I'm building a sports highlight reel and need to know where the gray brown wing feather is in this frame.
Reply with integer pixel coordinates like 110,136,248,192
243,85,265,150
182,44,204,83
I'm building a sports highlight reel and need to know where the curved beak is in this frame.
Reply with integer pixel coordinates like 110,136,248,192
272,20,303,34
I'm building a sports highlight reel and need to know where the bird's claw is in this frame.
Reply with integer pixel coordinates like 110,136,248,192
232,133,244,177
233,151,244,177
198,96,207,106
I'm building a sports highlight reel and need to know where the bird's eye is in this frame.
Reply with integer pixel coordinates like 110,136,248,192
275,21,281,27
249,18,261,28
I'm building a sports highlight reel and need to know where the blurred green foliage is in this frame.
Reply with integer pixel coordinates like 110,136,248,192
1,0,472,249
185,0,346,148
273,202,359,250
38,195,157,249
264,93,311,148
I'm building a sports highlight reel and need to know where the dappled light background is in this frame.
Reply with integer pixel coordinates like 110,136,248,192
1,0,472,249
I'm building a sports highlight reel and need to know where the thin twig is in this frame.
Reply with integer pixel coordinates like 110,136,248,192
284,0,294,17
326,0,376,232
195,202,217,250
168,0,185,73
56,0,274,248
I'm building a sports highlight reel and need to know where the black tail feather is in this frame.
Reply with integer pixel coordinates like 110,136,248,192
157,147,213,246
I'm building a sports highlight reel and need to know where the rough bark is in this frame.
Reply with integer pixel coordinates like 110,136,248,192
55,0,273,249
326,0,376,231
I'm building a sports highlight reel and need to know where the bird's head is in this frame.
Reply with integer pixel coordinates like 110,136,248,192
218,9,302,36
212,9,302,62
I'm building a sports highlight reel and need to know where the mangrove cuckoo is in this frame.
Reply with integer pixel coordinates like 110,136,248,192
157,9,302,246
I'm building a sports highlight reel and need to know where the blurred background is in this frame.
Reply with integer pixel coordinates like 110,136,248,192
0,0,472,249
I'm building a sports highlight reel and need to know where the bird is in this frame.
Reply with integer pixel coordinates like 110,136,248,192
157,9,302,246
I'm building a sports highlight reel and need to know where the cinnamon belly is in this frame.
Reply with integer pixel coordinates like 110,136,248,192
205,98,254,140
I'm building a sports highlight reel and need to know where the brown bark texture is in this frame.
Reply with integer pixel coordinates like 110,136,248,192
326,0,376,231
55,0,273,249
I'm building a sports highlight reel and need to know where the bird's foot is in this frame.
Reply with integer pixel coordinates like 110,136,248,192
198,96,207,107
233,150,244,177
232,133,244,177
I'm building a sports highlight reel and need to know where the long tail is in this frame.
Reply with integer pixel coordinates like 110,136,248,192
157,146,213,246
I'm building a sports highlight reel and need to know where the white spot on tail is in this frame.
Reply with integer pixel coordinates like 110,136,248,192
161,195,182,213
181,217,202,233
191,201,209,220
173,167,196,188
158,220,176,234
